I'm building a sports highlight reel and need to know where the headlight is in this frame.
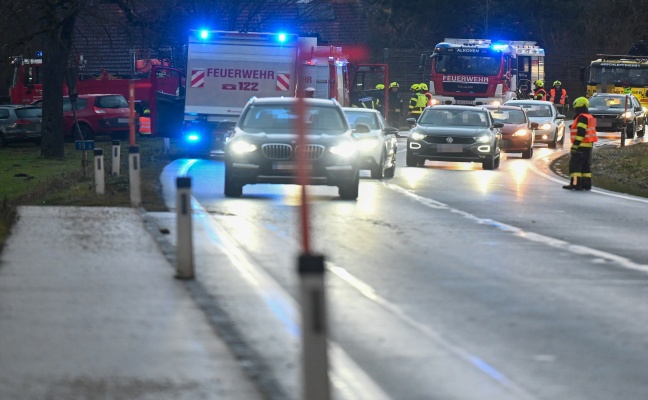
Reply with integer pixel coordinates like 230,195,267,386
430,99,440,106
490,100,501,106
230,141,257,154
410,132,425,140
539,123,552,130
476,135,491,143
330,141,357,157
621,111,633,119
643,107,648,113
513,129,528,136
358,138,380,151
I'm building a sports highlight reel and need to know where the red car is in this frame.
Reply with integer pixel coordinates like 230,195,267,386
35,94,133,140
480,105,538,159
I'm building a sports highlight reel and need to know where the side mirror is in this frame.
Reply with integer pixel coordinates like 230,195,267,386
384,126,399,135
493,122,504,129
353,123,371,134
557,114,565,119
530,122,539,129
406,118,417,125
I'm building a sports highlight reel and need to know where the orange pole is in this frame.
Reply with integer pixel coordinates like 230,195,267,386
129,80,136,146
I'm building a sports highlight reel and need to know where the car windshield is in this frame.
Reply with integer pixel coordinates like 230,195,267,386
95,95,129,108
511,104,552,117
489,109,526,124
240,104,348,134
419,109,489,127
434,54,501,76
15,108,42,118
344,111,379,129
589,96,630,109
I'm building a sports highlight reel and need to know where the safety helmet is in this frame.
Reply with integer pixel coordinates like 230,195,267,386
410,83,420,91
553,80,562,86
419,83,428,91
389,82,399,88
376,83,385,90
573,97,589,108
535,79,544,88
143,109,150,115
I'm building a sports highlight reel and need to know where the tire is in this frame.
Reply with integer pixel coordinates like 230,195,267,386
626,123,635,139
223,167,243,197
371,153,385,179
558,128,565,146
73,124,94,141
521,146,533,159
548,131,558,149
483,158,495,170
338,173,359,200
406,150,418,167
639,123,646,138
384,154,396,178
494,154,500,169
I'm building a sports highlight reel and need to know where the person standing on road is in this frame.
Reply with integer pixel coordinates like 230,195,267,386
549,80,568,113
533,79,547,101
409,84,423,119
139,109,152,136
388,82,403,127
420,83,432,106
563,97,598,191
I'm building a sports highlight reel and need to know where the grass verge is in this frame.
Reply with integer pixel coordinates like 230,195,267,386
0,137,177,252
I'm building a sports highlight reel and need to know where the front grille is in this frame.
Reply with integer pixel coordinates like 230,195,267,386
296,145,325,160
262,144,292,160
592,114,619,120
423,136,476,144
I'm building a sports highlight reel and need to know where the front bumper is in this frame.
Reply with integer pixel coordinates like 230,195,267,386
592,115,627,132
407,138,497,163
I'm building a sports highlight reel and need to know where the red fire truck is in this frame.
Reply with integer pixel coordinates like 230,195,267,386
420,38,546,106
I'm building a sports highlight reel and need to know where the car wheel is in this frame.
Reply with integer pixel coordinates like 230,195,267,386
639,123,646,138
338,173,359,200
483,157,495,170
406,150,418,167
521,146,533,159
384,154,396,178
625,122,635,139
371,152,385,179
223,167,243,197
558,127,565,146
548,131,558,149
73,124,94,141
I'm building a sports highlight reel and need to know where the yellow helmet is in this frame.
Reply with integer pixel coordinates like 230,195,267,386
376,83,385,90
534,79,544,88
389,81,399,88
573,97,589,108
553,80,562,86
143,109,150,115
411,83,420,91
419,83,428,91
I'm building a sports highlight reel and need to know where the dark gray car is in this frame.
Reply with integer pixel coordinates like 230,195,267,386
406,105,503,170
588,93,646,138
0,106,42,148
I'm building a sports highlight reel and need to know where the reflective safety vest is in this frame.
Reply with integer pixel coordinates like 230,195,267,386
534,88,547,101
409,94,424,115
139,116,151,134
570,113,597,143
549,88,567,105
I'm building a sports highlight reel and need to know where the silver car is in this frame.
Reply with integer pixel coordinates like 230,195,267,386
0,105,42,148
504,100,565,148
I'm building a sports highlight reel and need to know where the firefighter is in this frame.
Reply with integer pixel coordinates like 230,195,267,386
533,79,547,101
374,83,385,114
420,83,432,106
388,82,403,127
562,97,598,191
549,80,568,112
409,84,424,119
139,109,152,136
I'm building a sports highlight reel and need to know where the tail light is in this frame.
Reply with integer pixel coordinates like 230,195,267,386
94,107,107,114
13,119,32,126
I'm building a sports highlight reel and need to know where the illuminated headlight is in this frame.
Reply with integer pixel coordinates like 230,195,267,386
621,111,633,119
643,107,648,112
539,123,552,130
476,135,491,143
358,138,380,151
330,142,357,157
410,132,426,140
230,141,257,154
430,99,440,106
513,129,529,136
490,100,501,106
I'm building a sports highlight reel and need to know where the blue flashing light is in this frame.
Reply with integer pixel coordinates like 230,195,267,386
277,33,287,43
186,133,201,142
491,44,508,51
200,30,209,40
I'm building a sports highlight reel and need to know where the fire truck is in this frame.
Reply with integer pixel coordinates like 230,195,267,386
583,55,648,106
180,29,389,154
420,38,546,106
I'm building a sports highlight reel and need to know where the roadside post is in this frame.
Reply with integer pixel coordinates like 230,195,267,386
93,148,104,195
129,145,141,206
111,140,121,176
129,80,136,146
294,94,331,400
175,177,194,280
621,89,631,147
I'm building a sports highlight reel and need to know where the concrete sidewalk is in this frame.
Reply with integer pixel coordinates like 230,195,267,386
0,206,263,399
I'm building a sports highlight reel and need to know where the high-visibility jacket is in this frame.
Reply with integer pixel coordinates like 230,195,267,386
570,113,597,147
550,88,567,105
139,116,151,134
409,94,424,115
534,88,547,101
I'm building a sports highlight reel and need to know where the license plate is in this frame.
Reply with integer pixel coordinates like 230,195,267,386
273,161,297,170
596,120,612,128
437,144,463,152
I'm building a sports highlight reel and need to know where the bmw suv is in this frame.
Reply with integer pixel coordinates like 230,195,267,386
224,97,360,199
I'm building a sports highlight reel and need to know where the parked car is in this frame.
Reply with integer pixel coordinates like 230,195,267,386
0,105,42,148
224,97,360,199
480,105,538,159
504,99,565,148
342,107,398,179
406,105,503,170
33,94,132,140
588,93,646,138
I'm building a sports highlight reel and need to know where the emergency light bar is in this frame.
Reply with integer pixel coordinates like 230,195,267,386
190,29,298,45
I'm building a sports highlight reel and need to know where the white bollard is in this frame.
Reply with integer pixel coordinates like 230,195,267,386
175,177,194,279
94,148,105,195
111,139,121,176
299,253,330,400
129,145,141,207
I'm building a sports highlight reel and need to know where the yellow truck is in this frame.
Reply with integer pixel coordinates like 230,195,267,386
583,54,648,106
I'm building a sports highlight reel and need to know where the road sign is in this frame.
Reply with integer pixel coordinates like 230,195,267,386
75,140,95,150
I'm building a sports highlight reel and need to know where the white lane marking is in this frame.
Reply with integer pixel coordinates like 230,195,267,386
328,263,540,400
189,198,392,400
386,184,648,272
178,158,200,177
